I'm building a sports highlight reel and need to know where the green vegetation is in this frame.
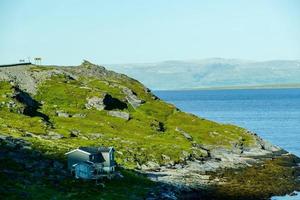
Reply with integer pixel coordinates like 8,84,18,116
0,154,154,200
0,81,12,102
2,63,291,199
0,65,258,168
201,154,300,200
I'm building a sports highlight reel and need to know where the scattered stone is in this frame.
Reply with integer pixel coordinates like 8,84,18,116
88,133,103,139
69,130,80,137
6,101,17,109
23,132,34,137
162,154,171,161
209,131,219,137
42,132,64,140
108,110,130,120
141,161,160,171
151,120,165,132
175,127,193,141
72,113,86,118
56,111,71,118
22,132,40,139
289,192,297,196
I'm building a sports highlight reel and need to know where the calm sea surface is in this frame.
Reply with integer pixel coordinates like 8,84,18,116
154,88,300,200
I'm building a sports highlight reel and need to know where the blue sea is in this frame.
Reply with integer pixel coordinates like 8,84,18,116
154,88,300,200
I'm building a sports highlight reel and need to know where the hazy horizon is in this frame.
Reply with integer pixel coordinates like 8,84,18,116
1,0,300,65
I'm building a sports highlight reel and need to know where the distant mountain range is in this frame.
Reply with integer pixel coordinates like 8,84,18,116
106,58,300,90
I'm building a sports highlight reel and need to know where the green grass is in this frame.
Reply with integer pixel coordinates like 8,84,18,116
0,81,13,102
0,64,265,199
0,153,154,200
0,69,257,168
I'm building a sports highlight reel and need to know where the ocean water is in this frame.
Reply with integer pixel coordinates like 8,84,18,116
154,88,300,200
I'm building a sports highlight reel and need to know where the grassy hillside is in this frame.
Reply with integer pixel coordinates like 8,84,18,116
1,61,286,199
0,62,257,168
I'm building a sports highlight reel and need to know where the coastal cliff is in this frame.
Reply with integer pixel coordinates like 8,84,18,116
0,61,299,199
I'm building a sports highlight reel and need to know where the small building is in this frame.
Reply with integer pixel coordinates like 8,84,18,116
74,161,100,179
65,146,115,179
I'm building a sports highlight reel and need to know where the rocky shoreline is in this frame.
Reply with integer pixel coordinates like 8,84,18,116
144,152,300,200
142,142,300,200
2,132,299,200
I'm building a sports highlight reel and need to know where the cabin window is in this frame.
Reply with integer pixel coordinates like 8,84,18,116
90,155,95,161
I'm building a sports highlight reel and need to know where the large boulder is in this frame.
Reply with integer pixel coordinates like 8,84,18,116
108,110,130,120
85,96,105,111
85,94,127,111
122,87,145,109
56,110,71,117
175,127,193,141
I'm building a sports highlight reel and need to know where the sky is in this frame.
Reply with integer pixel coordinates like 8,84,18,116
0,0,299,65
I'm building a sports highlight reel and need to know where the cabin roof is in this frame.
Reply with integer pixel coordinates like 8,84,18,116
79,147,114,154
65,146,114,155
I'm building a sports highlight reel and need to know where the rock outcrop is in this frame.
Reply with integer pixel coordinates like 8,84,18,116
85,94,127,111
122,87,145,108
175,127,193,141
108,110,130,120
85,96,105,111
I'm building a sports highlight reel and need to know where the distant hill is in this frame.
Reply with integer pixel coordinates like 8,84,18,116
106,58,300,90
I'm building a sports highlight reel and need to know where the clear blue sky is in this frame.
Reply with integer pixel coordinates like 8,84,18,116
0,0,299,65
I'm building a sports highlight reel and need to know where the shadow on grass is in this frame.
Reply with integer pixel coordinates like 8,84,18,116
0,137,155,200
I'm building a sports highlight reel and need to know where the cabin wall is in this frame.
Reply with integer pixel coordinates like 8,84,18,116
102,152,110,167
75,163,94,179
102,151,115,172
67,151,90,170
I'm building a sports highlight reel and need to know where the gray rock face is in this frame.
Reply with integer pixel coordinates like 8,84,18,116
108,111,130,120
88,133,103,139
141,161,161,171
255,136,281,152
175,127,193,141
122,87,145,109
85,96,105,111
0,65,75,95
42,132,64,140
23,132,40,139
241,131,282,156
